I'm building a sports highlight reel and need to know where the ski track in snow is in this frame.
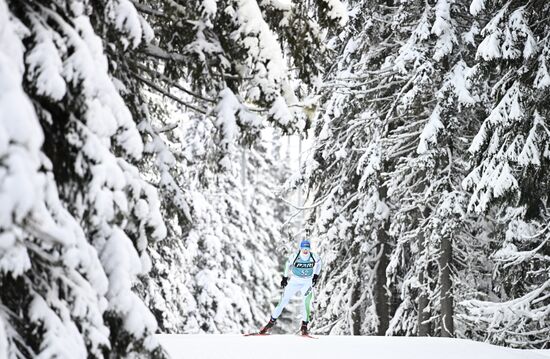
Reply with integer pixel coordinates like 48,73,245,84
157,334,550,359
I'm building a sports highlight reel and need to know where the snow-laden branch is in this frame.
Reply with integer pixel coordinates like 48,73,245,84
135,63,215,103
459,279,550,346
131,72,210,115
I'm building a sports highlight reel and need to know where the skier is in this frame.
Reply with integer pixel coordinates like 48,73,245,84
259,239,322,336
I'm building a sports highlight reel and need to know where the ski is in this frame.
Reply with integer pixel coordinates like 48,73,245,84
295,330,318,339
243,332,317,339
243,333,270,337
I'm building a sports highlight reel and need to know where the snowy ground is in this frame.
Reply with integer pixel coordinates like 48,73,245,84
157,334,550,359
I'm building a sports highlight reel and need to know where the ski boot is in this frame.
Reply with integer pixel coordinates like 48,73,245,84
300,321,309,336
259,317,276,335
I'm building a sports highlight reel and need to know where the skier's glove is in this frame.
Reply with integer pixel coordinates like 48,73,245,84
280,276,288,288
312,274,319,286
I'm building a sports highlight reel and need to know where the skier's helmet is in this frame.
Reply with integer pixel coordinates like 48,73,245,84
300,240,311,250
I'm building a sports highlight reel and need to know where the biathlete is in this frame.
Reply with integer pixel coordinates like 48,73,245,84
259,239,322,335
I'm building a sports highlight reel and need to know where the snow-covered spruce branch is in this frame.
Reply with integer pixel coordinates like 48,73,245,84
140,46,251,82
489,221,550,268
134,62,215,103
459,279,550,342
498,234,550,269
335,78,407,92
141,43,187,62
131,72,210,115
131,1,167,17
154,123,179,133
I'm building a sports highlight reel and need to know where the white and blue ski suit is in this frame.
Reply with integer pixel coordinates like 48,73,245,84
271,251,322,322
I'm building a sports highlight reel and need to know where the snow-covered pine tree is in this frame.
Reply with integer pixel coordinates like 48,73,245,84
305,0,490,339
0,5,111,357
3,0,168,357
382,0,490,338
461,0,550,348
302,0,402,336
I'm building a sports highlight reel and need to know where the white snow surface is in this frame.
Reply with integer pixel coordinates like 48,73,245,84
157,334,550,359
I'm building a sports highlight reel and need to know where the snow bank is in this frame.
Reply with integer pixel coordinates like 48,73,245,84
157,334,550,359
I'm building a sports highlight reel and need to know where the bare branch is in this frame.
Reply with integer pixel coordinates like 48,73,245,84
279,191,331,211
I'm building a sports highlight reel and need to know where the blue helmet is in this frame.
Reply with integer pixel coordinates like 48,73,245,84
300,240,311,249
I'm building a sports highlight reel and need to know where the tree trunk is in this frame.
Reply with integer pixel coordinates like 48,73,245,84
417,228,430,336
417,265,430,335
439,235,454,337
374,219,390,335
351,279,362,335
